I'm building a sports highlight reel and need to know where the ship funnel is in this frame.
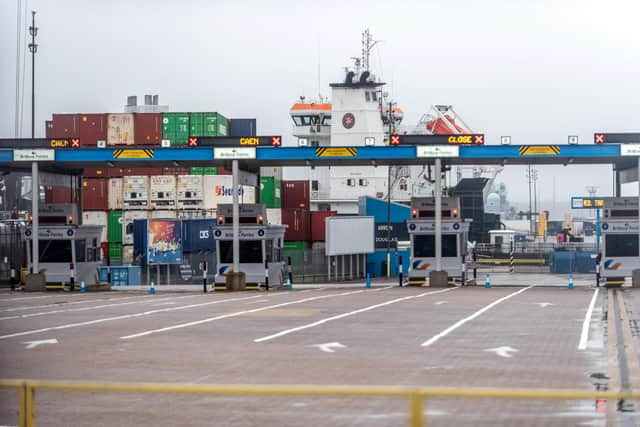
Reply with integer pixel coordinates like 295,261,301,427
345,71,355,85
359,71,370,84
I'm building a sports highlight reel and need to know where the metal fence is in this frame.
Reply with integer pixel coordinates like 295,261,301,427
0,222,25,285
283,248,367,283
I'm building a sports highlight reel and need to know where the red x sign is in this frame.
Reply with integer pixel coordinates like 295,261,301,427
474,135,484,145
188,137,198,147
71,138,80,148
271,136,282,146
594,133,605,144
390,134,401,145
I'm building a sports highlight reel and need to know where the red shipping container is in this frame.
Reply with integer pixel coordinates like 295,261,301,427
82,178,108,211
282,180,310,210
83,168,107,178
282,208,310,241
78,113,108,147
134,113,162,145
311,210,337,241
48,114,80,138
122,167,164,176
45,186,76,204
162,167,190,175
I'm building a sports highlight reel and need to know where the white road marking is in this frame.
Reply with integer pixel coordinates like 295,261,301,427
0,294,275,340
254,288,454,343
0,294,201,321
533,302,553,308
23,338,58,349
578,288,599,350
245,299,269,304
0,295,61,302
435,301,448,305
120,288,389,340
483,346,518,358
421,286,534,347
312,342,346,353
0,295,151,313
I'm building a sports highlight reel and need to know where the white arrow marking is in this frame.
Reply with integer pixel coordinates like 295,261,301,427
312,342,346,353
23,339,58,350
534,302,553,308
484,346,518,358
435,301,448,305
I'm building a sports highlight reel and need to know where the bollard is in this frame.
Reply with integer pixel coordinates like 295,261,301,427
484,273,491,288
509,242,514,274
398,256,403,287
366,273,371,289
287,256,293,289
461,254,466,287
149,279,155,295
595,253,601,288
473,251,478,281
69,262,75,291
80,280,86,293
264,261,269,291
202,261,208,293
568,274,574,289
9,263,16,291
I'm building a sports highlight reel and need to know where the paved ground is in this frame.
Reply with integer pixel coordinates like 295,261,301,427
0,273,637,426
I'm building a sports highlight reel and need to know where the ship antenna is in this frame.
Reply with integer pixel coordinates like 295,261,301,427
361,28,381,73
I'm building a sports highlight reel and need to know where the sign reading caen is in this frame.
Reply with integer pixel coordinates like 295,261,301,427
188,136,282,147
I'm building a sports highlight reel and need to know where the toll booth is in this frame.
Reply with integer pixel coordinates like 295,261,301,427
407,197,471,286
600,197,639,287
213,203,287,290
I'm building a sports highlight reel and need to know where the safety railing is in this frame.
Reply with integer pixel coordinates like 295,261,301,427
1,379,638,427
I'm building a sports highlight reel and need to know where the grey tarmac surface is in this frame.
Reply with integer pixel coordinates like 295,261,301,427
0,274,637,426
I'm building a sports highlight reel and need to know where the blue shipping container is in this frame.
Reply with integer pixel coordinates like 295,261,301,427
133,219,148,263
229,118,257,137
183,219,217,252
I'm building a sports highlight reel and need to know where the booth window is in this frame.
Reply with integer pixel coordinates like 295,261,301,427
605,234,639,257
219,240,263,263
413,235,457,258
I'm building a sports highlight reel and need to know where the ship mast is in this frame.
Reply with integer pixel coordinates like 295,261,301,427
361,28,380,73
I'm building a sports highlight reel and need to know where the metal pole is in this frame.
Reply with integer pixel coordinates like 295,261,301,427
596,207,600,254
638,157,640,260
232,159,239,273
31,161,39,274
386,100,393,278
527,165,533,235
29,11,37,139
435,158,442,271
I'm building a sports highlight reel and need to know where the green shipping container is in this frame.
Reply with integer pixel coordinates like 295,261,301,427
283,241,309,251
107,211,123,243
163,113,190,145
189,167,217,175
189,112,229,137
283,241,309,266
108,243,123,266
259,176,281,208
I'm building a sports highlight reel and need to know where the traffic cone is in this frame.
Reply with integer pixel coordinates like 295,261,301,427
568,274,574,289
366,273,371,289
80,281,86,293
484,273,491,288
149,279,155,295
285,277,292,291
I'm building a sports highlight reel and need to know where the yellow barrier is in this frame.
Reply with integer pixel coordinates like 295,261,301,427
0,379,638,427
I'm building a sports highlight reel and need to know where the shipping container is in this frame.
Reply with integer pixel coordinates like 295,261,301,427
108,178,124,210
82,211,108,242
282,180,310,210
162,167,190,175
183,219,216,252
47,114,79,138
266,208,282,225
82,178,108,211
283,241,309,251
282,241,309,266
177,175,204,210
189,167,218,176
123,176,149,209
79,113,108,147
150,175,176,208
282,208,310,241
162,112,190,146
202,175,255,210
44,186,76,204
229,118,257,137
108,243,123,266
189,112,229,137
133,219,148,263
107,210,123,243
107,113,135,145
150,210,177,219
83,168,107,178
260,166,283,181
122,167,163,177
311,210,337,242
134,113,162,145
259,176,281,208
123,210,149,245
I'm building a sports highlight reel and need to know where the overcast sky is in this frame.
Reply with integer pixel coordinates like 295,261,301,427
1,0,638,205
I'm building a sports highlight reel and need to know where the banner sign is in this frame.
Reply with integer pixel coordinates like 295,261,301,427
147,220,182,264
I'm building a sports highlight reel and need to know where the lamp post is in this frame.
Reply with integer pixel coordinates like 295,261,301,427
28,10,37,139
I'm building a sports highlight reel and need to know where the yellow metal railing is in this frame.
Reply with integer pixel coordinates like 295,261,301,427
1,379,637,427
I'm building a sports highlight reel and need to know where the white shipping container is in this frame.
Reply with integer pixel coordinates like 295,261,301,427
122,245,134,264
150,175,177,209
123,210,149,245
150,210,177,219
266,208,282,225
107,113,135,145
202,175,255,210
177,175,204,210
123,176,149,209
108,178,124,210
82,211,108,243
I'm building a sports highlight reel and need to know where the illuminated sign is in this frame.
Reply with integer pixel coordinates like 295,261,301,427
239,137,259,146
571,196,605,209
594,133,640,144
190,136,282,147
392,134,485,145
